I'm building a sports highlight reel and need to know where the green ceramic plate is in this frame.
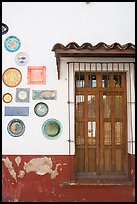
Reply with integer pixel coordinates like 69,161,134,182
42,119,62,139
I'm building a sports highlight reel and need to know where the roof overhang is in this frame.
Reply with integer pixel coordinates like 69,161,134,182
52,42,135,79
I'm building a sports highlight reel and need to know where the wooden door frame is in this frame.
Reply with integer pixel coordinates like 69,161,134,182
75,71,127,178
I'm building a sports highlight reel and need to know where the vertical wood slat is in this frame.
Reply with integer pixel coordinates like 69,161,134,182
122,64,128,174
84,70,88,172
99,63,104,173
111,64,115,172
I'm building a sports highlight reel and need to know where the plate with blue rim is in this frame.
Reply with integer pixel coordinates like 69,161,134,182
7,119,25,137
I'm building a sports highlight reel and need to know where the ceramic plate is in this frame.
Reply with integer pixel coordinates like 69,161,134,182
2,68,22,87
7,119,25,137
3,93,12,103
2,23,9,35
34,102,49,117
4,36,21,52
15,52,29,66
42,119,62,139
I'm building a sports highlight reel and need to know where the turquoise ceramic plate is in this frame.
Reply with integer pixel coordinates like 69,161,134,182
7,119,25,137
4,36,21,52
42,119,62,139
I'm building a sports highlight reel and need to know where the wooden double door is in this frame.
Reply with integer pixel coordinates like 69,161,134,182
75,72,127,178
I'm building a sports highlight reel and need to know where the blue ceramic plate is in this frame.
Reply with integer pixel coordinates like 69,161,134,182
4,36,21,52
42,119,62,139
7,119,25,137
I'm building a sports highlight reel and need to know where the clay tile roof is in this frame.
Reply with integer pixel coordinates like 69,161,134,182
52,42,135,51
52,42,135,79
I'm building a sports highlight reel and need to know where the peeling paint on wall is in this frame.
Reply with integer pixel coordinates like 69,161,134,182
50,163,61,179
23,157,61,179
3,156,61,182
15,156,21,166
18,170,25,178
2,157,17,182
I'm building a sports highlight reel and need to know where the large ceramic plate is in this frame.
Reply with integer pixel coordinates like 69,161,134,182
2,68,22,87
34,102,49,117
42,119,62,139
7,119,25,137
4,36,21,52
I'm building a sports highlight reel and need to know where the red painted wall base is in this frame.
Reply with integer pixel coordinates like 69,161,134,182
2,154,135,202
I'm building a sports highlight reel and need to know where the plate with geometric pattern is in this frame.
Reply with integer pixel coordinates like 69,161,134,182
4,36,21,52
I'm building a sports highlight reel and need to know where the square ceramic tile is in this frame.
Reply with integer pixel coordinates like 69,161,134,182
27,66,46,84
16,88,30,102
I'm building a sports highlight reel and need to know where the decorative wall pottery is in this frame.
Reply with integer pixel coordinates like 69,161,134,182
15,52,29,66
27,66,46,84
5,107,29,116
42,119,62,139
16,88,30,103
4,36,21,52
2,23,9,35
2,68,22,87
7,119,25,137
32,90,57,100
3,93,12,103
34,102,49,117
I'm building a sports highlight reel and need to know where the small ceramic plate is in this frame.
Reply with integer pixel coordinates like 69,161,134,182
3,93,12,103
15,52,29,66
7,119,25,137
34,102,49,117
4,36,21,52
2,23,9,35
42,119,62,139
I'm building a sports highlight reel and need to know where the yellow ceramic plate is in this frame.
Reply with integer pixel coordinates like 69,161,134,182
3,93,12,103
2,67,22,87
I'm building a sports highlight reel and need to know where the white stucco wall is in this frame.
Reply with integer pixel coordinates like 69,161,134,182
2,2,135,155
